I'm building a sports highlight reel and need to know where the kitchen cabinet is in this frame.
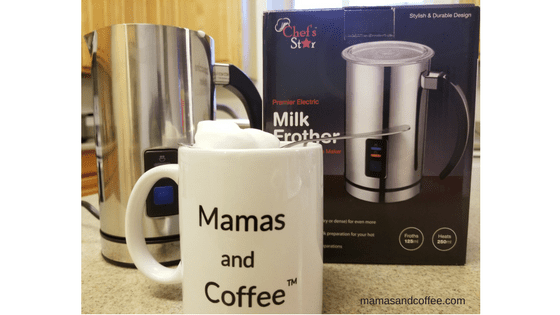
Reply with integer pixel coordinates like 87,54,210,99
82,149,98,196
82,0,243,74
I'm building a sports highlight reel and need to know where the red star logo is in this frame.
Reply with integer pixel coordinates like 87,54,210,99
301,38,311,48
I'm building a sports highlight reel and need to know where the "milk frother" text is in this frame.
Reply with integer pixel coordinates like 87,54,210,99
272,111,341,143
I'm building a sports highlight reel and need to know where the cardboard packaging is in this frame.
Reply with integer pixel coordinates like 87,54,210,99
263,5,480,265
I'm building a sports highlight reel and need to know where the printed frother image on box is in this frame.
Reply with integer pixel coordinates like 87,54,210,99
342,41,470,203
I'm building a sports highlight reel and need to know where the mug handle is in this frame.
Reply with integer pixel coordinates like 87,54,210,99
125,164,183,284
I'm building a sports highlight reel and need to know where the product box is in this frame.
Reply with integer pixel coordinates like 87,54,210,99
263,5,480,265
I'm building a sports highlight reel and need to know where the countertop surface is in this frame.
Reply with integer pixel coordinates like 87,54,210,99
81,157,479,314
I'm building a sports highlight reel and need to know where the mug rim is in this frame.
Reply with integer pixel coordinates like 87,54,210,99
179,141,322,153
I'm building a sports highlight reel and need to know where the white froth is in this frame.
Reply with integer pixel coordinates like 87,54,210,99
194,120,280,149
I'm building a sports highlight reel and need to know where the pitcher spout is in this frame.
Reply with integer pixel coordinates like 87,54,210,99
84,31,95,56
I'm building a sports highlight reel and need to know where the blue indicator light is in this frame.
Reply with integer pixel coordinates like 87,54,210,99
369,160,382,172
153,186,174,205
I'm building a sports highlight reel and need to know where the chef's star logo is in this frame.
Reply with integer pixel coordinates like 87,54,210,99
276,18,317,50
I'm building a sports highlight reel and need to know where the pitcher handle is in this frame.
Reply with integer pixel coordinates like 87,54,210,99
213,63,263,129
125,164,183,284
421,72,470,179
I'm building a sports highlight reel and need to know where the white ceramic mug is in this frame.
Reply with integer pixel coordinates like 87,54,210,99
125,143,323,313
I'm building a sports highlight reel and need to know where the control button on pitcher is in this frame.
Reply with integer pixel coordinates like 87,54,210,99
144,149,179,217
365,139,387,178
153,186,174,206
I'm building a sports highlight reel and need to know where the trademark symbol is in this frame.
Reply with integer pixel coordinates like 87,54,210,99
287,278,297,286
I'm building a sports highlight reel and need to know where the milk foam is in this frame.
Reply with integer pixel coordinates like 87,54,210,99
194,120,280,149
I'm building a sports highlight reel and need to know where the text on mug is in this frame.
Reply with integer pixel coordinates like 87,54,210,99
205,282,285,308
199,206,286,231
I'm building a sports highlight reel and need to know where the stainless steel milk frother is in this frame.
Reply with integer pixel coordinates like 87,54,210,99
342,41,469,203
84,24,262,266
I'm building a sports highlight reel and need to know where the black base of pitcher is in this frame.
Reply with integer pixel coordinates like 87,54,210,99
100,230,181,268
